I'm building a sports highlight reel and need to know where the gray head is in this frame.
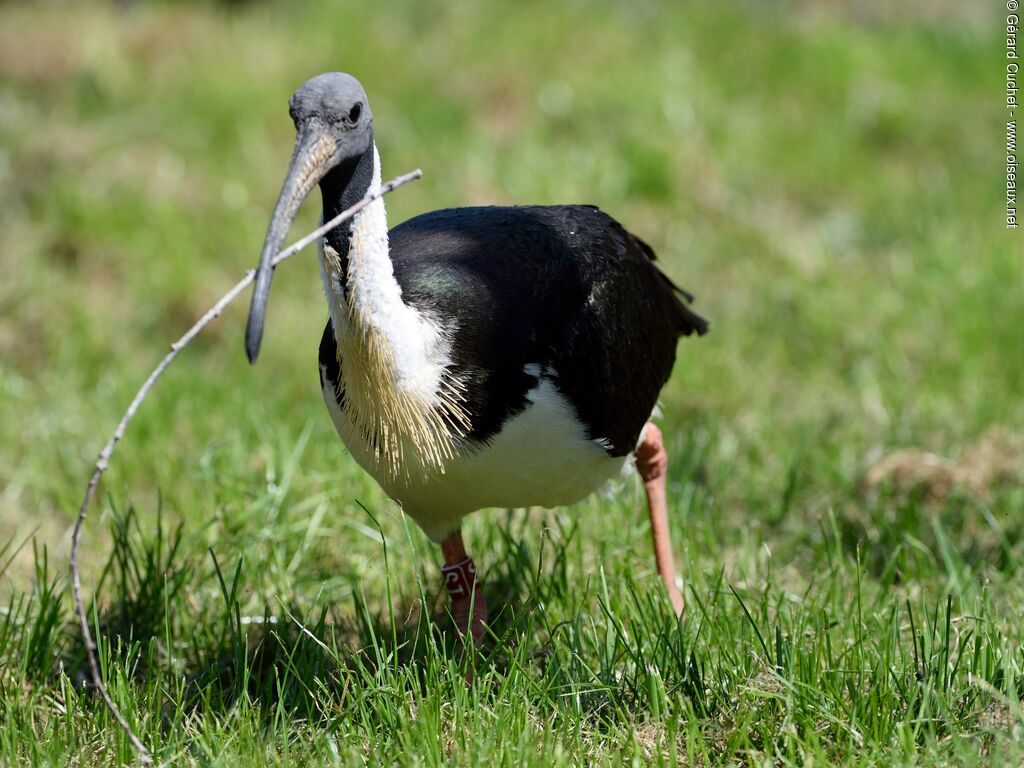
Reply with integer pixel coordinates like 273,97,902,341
245,72,375,363
288,72,372,128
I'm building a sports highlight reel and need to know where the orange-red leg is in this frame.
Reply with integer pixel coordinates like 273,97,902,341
440,530,488,644
635,423,685,616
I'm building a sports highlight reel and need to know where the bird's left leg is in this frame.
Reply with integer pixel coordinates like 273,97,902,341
635,422,685,617
440,530,488,644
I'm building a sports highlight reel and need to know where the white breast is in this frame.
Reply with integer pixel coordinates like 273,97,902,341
320,373,629,542
318,146,471,479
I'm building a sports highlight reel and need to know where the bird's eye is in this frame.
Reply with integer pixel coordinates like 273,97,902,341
347,102,362,123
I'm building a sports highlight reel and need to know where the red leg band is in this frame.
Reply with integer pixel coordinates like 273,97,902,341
441,557,478,598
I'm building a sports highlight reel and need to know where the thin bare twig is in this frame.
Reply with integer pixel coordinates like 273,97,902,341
69,169,422,765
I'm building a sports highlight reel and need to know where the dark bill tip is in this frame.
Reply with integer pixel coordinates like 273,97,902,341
244,270,271,364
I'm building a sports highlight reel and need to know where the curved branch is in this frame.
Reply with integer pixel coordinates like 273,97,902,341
69,169,423,765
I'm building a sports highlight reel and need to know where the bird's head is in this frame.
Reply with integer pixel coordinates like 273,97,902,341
245,72,374,363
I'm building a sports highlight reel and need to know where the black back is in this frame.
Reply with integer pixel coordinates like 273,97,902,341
321,205,707,457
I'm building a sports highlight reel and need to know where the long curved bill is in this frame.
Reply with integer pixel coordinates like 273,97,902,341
245,125,337,363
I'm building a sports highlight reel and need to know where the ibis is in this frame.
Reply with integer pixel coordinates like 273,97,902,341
245,73,708,642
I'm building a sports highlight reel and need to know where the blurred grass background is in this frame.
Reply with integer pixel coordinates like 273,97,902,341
0,0,1022,765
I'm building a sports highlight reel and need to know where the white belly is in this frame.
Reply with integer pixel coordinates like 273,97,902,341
321,375,629,541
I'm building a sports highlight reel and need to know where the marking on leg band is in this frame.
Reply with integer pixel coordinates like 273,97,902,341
441,557,477,597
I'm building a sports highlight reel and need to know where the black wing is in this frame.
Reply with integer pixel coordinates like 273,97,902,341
389,205,708,455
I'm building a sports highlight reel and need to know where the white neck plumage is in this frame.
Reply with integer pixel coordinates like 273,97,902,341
319,145,394,345
318,144,470,479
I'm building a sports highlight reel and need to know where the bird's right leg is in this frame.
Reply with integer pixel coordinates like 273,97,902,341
635,422,685,616
440,530,488,644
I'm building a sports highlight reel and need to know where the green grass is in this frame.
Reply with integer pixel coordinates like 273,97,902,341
1,0,1022,764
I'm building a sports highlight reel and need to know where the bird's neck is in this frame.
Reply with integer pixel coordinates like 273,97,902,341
320,139,377,268
318,142,471,478
318,142,396,340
